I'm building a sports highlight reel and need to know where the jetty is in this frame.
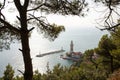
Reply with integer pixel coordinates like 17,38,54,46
36,49,65,57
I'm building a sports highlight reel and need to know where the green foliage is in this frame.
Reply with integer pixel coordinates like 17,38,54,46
98,35,116,51
33,70,41,80
82,49,110,80
14,76,23,80
95,34,116,57
84,49,94,60
39,0,88,16
110,26,120,69
111,27,120,48
107,68,120,80
3,64,14,80
0,28,20,51
95,35,117,73
0,60,114,80
37,23,65,41
111,49,120,60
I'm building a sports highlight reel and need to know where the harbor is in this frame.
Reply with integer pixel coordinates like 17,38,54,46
60,41,83,62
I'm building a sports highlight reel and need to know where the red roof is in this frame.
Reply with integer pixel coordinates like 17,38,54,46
72,52,82,55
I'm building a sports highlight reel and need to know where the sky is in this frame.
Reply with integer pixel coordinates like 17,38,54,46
1,0,107,30
1,0,120,27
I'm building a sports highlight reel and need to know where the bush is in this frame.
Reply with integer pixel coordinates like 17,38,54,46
3,64,14,80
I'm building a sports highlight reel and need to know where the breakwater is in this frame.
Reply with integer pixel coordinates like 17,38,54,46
36,49,65,57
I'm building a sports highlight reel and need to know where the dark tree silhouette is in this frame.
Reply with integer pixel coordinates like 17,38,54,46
95,35,116,73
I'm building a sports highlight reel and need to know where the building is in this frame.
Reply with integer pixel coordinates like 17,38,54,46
61,40,83,61
67,40,83,61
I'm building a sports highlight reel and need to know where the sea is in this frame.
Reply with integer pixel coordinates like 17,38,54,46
0,26,108,77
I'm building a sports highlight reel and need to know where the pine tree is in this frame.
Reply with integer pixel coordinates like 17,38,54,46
3,64,14,80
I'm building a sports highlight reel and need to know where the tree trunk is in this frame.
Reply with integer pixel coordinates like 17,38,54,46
20,8,33,80
20,24,33,80
21,32,33,80
13,0,33,79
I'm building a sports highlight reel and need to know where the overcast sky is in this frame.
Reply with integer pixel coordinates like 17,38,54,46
1,0,104,29
1,0,120,30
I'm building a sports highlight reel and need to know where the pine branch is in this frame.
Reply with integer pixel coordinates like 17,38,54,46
101,23,120,31
100,0,120,31
0,18,20,33
0,0,6,20
17,69,24,75
27,3,45,11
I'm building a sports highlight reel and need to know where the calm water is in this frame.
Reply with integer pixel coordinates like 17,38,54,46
0,27,108,76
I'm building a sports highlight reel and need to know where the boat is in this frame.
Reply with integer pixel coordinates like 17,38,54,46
61,56,80,61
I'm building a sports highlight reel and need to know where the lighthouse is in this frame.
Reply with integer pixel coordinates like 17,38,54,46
63,40,83,61
70,40,74,54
